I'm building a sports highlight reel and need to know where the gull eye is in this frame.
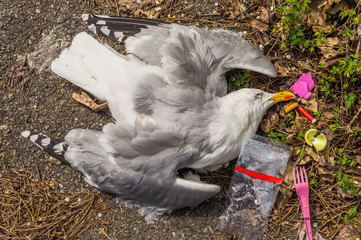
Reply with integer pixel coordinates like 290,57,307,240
255,92,262,99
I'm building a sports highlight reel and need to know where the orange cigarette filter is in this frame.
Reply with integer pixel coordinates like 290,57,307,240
285,103,298,113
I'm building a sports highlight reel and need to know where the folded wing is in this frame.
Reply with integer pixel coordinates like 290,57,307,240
64,121,220,222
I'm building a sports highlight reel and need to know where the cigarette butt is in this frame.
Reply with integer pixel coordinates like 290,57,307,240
285,103,298,113
298,106,317,123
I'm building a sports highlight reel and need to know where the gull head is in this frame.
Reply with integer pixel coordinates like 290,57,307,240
217,88,295,135
226,88,295,114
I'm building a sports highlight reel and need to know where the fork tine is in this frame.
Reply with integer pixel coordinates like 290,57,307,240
303,166,308,183
296,167,301,183
300,167,304,183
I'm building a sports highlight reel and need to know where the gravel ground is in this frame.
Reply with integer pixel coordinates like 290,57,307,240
0,1,295,239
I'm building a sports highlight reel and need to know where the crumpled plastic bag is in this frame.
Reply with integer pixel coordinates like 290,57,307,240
218,135,291,239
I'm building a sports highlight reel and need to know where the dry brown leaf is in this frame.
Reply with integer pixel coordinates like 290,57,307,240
298,225,306,240
258,6,269,24
306,147,319,161
291,146,301,157
307,98,318,113
317,37,342,60
307,0,330,32
326,37,340,47
318,155,334,167
260,111,279,132
318,167,335,175
320,48,341,60
250,19,269,32
298,156,312,166
318,166,335,182
298,155,312,165
300,99,308,105
323,111,334,119
344,168,361,177
280,162,296,198
297,59,314,70
295,112,307,129
328,156,335,167
286,134,294,144
336,224,361,240
275,63,289,77
317,100,329,112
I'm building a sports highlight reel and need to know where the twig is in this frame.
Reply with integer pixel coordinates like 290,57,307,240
346,105,361,132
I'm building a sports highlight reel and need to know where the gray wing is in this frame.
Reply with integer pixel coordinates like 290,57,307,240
84,14,277,98
64,121,220,222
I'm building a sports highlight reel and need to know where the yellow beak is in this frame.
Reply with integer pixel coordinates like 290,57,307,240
269,91,295,102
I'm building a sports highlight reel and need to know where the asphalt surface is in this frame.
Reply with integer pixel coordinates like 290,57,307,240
0,1,234,239
0,1,295,239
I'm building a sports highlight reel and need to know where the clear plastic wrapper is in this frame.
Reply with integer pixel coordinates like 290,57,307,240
218,135,291,239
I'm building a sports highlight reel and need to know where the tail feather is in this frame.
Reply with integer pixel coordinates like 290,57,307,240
21,131,68,164
50,32,124,101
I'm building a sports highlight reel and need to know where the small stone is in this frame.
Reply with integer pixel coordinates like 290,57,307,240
300,99,308,104
46,156,61,165
312,222,318,228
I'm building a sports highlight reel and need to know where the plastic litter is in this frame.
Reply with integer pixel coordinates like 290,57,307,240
298,106,316,123
290,72,314,99
284,103,317,123
293,167,313,240
284,102,298,113
218,135,291,239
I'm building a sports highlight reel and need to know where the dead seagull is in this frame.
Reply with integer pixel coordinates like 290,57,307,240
23,14,294,222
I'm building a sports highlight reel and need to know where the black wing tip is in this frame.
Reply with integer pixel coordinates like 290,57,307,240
21,130,69,165
83,13,168,42
86,13,166,25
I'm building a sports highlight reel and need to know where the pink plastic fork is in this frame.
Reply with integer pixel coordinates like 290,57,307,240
293,167,313,240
